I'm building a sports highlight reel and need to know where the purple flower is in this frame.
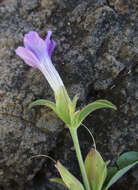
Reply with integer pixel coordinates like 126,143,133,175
15,30,64,93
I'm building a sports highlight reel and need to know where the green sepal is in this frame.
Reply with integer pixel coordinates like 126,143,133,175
103,151,138,190
50,177,67,187
28,99,56,112
55,86,71,126
85,148,107,190
55,161,85,190
70,94,78,114
74,100,117,128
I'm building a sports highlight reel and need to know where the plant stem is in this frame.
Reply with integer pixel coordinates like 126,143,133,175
70,128,91,190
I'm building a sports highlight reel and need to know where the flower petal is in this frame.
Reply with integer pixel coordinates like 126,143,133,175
45,30,55,57
45,30,52,48
15,47,39,68
48,40,56,57
24,31,46,60
15,30,64,94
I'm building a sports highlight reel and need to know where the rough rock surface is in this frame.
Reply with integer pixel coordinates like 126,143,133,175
0,0,137,190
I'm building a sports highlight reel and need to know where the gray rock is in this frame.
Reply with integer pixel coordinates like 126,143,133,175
0,0,137,189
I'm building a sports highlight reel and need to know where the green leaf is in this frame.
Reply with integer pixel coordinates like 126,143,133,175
104,167,118,184
28,99,56,112
55,161,85,190
103,160,138,190
75,100,117,128
103,152,138,190
50,177,67,187
85,148,107,190
117,151,138,169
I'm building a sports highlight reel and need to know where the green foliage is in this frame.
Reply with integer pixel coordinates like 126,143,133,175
29,99,56,112
74,100,117,128
55,86,72,126
103,152,138,190
54,161,85,190
117,151,138,168
28,91,138,190
69,94,78,116
85,149,107,190
50,177,67,187
52,151,138,190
